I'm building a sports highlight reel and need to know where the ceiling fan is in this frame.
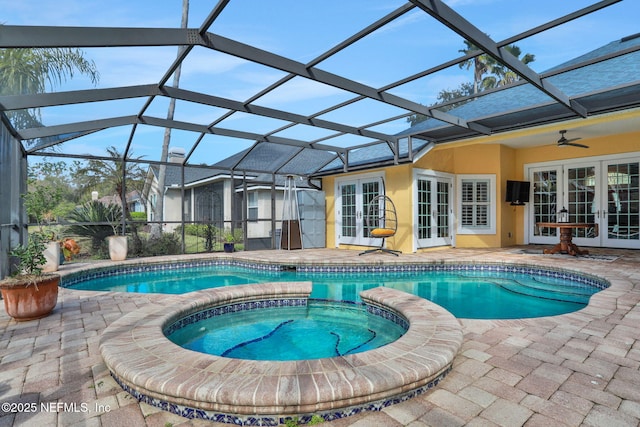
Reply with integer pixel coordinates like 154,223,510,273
557,130,588,148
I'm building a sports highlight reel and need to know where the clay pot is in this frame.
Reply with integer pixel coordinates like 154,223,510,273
0,274,59,321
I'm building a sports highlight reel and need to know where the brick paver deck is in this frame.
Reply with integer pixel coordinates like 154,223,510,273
1,246,638,426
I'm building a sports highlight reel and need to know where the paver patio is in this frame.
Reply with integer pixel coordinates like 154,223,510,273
1,246,639,426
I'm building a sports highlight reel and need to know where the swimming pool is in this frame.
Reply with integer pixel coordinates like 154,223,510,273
64,260,609,319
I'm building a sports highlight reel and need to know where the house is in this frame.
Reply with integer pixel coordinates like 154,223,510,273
143,148,325,249
95,190,145,214
316,34,640,253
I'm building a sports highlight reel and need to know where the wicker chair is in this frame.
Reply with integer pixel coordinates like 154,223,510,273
359,195,401,256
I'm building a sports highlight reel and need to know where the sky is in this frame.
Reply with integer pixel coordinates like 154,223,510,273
2,0,639,166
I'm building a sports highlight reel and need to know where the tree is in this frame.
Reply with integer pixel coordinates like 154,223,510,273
27,160,80,219
408,40,535,126
72,147,146,204
458,40,493,95
0,44,99,130
23,174,62,233
150,0,189,240
488,44,535,87
407,82,474,126
458,39,535,93
72,146,146,253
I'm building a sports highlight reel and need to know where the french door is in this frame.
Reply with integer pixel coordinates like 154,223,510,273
601,159,639,248
529,166,561,244
528,156,640,249
336,176,382,246
415,172,453,248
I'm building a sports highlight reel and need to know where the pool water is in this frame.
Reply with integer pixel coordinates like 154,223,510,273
67,265,605,319
166,301,406,361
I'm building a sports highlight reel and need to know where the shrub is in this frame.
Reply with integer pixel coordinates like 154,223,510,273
65,201,122,251
140,233,181,256
130,211,146,221
8,232,48,277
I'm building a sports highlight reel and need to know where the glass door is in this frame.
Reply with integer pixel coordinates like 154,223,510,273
416,175,452,248
529,166,561,244
602,159,640,248
528,156,640,249
565,162,599,247
336,176,382,246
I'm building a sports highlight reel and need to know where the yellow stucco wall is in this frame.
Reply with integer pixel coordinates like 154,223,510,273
324,165,414,253
323,119,640,252
411,143,518,248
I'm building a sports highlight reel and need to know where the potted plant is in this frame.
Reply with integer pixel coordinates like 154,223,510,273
95,201,129,261
66,200,123,259
0,233,59,321
223,231,236,253
60,237,81,263
22,176,63,272
105,203,127,261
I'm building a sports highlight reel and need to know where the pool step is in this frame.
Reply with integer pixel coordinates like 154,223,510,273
458,274,592,304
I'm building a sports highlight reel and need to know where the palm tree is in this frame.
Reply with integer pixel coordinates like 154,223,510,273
458,40,491,95
408,40,535,127
489,44,535,86
458,39,535,94
0,44,99,129
150,0,189,240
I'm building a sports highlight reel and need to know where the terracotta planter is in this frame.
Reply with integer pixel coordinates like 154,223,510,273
43,241,60,272
108,235,128,261
0,274,59,321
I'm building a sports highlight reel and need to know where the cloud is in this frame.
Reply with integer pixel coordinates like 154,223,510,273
180,49,249,77
443,0,499,7
253,77,347,107
368,10,427,36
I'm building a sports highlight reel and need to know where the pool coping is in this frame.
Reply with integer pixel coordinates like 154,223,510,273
99,281,463,424
61,256,609,293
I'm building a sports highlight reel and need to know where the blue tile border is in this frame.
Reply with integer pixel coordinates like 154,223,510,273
366,304,410,331
163,298,308,336
164,298,409,348
110,365,451,425
61,259,609,292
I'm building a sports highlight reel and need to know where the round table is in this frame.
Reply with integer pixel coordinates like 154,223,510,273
536,222,597,256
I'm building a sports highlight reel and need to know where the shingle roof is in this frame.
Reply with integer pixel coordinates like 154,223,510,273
317,138,431,174
398,34,640,142
149,165,228,187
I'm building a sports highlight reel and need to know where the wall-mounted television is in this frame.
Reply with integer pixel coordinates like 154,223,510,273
505,180,531,205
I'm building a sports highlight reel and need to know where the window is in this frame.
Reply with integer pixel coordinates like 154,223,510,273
149,194,157,221
457,175,496,234
247,192,258,221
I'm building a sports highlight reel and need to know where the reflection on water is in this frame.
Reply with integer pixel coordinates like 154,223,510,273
71,266,604,319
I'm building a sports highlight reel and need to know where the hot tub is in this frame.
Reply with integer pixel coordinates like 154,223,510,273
99,282,463,424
